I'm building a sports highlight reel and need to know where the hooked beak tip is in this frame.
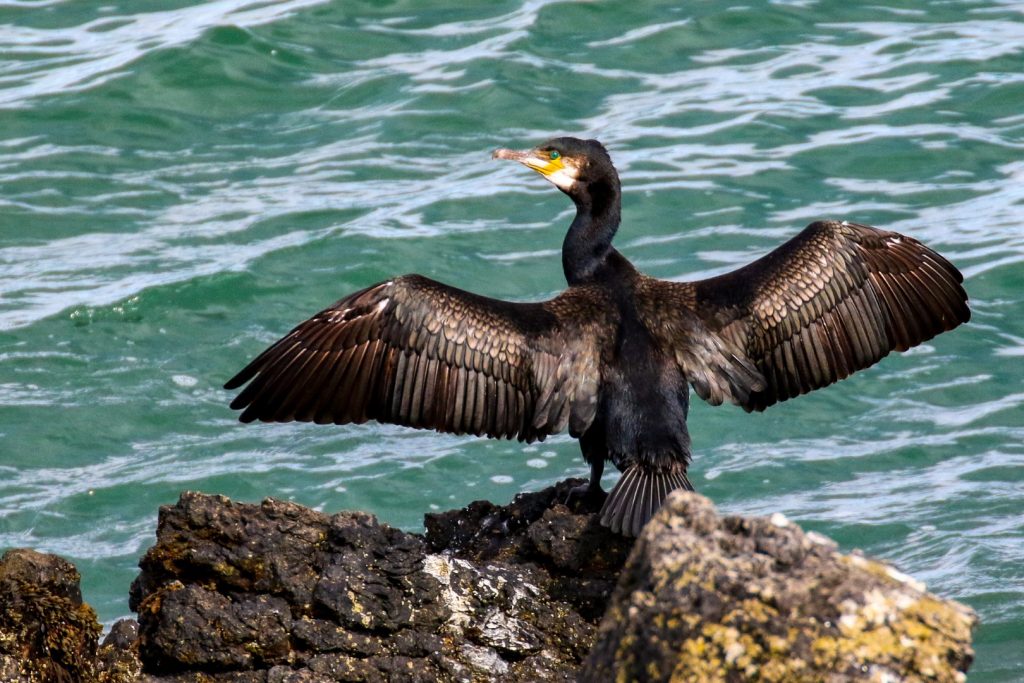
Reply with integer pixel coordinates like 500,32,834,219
492,148,523,161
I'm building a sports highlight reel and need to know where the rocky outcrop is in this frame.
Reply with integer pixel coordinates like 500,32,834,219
128,480,631,681
0,548,101,682
0,547,136,683
0,481,977,682
581,492,977,683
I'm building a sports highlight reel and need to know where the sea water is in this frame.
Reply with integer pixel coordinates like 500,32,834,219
1,1,1022,679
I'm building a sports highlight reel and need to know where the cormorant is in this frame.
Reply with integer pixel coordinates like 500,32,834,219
225,137,970,536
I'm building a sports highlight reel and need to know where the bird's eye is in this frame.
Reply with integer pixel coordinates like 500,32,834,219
550,151,560,160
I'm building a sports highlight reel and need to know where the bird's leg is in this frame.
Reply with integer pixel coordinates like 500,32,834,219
566,458,607,509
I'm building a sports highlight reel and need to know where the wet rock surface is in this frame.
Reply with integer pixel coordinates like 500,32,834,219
0,481,977,682
581,491,978,683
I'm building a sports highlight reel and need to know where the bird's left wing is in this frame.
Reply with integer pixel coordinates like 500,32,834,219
225,275,605,442
644,220,969,411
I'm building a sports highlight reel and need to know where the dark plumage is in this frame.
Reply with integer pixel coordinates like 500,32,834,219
225,137,970,536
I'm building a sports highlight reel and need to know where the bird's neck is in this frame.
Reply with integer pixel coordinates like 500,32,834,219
562,176,622,285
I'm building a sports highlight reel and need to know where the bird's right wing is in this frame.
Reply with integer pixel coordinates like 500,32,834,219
224,275,606,442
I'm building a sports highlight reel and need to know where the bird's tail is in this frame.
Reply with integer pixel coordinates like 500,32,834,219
599,464,693,537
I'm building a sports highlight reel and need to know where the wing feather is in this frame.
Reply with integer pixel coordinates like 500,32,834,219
225,275,608,441
648,220,968,411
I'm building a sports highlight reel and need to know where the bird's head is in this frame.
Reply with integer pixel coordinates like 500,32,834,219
493,137,616,197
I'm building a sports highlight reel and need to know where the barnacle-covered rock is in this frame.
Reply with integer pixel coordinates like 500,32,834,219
0,548,103,682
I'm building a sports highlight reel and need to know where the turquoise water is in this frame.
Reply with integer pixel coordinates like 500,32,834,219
1,0,1022,678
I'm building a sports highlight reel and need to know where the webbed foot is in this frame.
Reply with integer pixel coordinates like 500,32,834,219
565,480,607,511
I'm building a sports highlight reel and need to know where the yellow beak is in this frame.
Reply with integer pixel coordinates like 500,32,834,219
492,148,565,177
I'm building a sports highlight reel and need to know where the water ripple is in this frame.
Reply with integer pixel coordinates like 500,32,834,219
0,3,1021,677
0,0,329,107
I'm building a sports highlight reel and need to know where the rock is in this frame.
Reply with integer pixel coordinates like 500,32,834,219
97,619,144,682
0,548,103,682
580,491,978,683
140,584,293,670
130,480,631,681
0,480,977,682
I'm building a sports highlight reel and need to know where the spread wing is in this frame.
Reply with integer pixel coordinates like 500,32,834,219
224,275,606,441
650,220,970,412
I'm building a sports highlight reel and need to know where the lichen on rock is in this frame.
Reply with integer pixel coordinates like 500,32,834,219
580,491,977,683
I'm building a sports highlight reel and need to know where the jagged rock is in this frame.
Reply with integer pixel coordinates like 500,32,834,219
0,548,103,682
580,491,978,683
97,619,143,683
130,480,630,682
0,480,977,682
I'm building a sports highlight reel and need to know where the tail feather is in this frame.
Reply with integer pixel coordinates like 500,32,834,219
599,464,693,536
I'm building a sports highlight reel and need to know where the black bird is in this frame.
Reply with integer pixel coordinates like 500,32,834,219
225,137,970,536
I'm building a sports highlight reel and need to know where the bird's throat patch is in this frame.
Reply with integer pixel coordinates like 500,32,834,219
531,156,580,191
